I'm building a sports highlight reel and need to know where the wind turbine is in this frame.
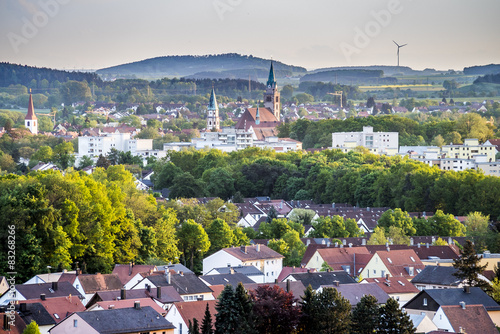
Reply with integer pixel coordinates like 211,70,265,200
393,40,407,67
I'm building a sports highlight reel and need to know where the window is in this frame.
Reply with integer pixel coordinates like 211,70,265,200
423,298,427,306
74,319,78,327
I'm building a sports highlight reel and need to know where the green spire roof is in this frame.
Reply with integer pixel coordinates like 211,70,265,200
208,88,218,110
255,106,260,124
266,61,277,87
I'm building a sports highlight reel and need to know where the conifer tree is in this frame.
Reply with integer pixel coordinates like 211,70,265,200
351,294,379,334
215,285,240,334
453,240,488,288
188,318,200,334
378,297,415,334
201,302,213,334
299,284,317,332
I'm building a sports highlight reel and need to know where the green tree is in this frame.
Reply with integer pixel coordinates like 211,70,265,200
463,211,490,236
351,294,380,334
387,226,411,246
23,320,42,334
206,218,235,255
31,145,53,163
154,208,181,263
0,152,16,172
201,302,214,334
310,215,349,238
378,297,415,334
78,155,93,169
453,240,488,288
429,210,465,237
170,172,206,199
367,226,388,245
96,154,111,169
177,219,210,271
53,141,75,169
189,318,200,334
378,209,416,236
215,285,240,334
455,113,494,143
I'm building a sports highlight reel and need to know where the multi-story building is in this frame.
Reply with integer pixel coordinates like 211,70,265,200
332,126,399,156
441,138,496,162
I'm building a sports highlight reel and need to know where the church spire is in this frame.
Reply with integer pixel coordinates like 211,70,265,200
266,61,276,88
206,86,220,131
25,89,38,134
26,89,37,121
208,87,217,110
255,105,260,125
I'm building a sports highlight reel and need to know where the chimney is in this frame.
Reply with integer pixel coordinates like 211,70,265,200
333,280,339,287
410,238,414,246
361,239,366,245
448,237,453,245
464,285,470,294
306,239,311,246
3,314,10,331
348,243,352,248
166,271,171,285
230,268,235,275
134,301,141,310
76,268,80,276
20,303,27,313
459,301,466,309
146,284,151,292
241,245,247,254
129,262,133,276
417,243,421,248
286,279,291,293
426,243,429,249
385,273,390,280
180,271,184,276
157,287,162,299
52,281,58,291
120,288,126,300
256,244,260,252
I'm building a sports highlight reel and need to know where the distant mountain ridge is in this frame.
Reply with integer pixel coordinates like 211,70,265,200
463,64,500,75
96,53,307,79
310,65,445,76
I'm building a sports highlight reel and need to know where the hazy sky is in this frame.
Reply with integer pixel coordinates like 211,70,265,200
1,0,499,71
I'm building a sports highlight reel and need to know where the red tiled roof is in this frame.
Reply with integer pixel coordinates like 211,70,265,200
0,312,26,333
362,277,420,295
174,300,217,330
375,249,425,278
112,264,157,285
441,304,498,334
316,247,371,271
78,273,123,293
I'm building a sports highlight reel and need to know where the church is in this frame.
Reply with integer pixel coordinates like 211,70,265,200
206,61,282,140
25,90,38,135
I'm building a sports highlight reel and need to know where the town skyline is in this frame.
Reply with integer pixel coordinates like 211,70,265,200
1,0,499,72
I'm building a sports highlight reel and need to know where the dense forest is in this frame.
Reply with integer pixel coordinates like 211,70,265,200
463,64,500,75
300,69,398,85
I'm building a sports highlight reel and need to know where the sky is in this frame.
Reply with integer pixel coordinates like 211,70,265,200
1,0,499,72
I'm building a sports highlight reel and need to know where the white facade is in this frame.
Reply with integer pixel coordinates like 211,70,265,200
332,126,399,156
442,138,496,162
165,304,187,334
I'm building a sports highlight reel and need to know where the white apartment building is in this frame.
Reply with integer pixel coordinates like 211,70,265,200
441,138,496,162
332,126,399,156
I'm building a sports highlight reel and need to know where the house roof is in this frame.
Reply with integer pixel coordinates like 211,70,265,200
13,282,83,301
71,306,175,333
147,273,213,295
375,249,425,278
94,298,166,315
112,264,157,285
316,247,372,271
25,93,37,120
88,286,183,307
404,287,500,311
0,312,26,333
223,245,284,261
23,296,86,323
235,107,279,131
78,273,123,293
173,300,217,331
210,265,264,277
284,271,357,290
440,304,498,334
243,281,307,301
324,283,390,305
156,264,193,275
16,302,56,326
277,267,312,282
362,277,420,295
411,266,462,286
200,273,255,286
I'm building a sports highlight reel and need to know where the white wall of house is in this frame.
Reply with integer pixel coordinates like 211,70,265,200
49,314,99,334
360,253,390,279
431,307,454,332
202,252,242,275
165,304,187,334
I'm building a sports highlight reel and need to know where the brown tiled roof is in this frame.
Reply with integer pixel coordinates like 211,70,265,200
209,284,225,299
0,312,26,333
112,264,156,285
223,245,284,261
375,249,425,278
362,277,420,294
316,247,371,271
441,304,498,334
23,296,86,323
78,273,123,293
174,300,217,330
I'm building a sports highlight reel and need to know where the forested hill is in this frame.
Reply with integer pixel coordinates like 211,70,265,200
300,69,397,85
96,53,307,79
309,65,440,76
0,62,100,87
464,64,500,75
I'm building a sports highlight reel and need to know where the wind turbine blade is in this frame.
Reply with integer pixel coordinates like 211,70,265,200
400,44,408,47
393,40,399,47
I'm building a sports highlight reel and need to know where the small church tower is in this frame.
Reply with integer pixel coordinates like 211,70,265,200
263,61,280,121
25,90,38,135
207,87,220,131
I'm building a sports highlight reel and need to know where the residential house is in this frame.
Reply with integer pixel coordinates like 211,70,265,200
86,297,166,316
58,273,123,306
280,270,356,290
411,266,465,290
331,126,399,156
0,277,8,296
304,246,371,275
408,313,438,334
318,283,389,306
49,305,175,334
112,263,157,287
0,282,83,306
24,271,75,285
360,249,425,280
15,302,56,334
431,304,498,334
362,277,420,306
166,300,217,334
131,272,215,302
403,287,500,325
204,265,265,283
203,245,283,283
200,272,255,287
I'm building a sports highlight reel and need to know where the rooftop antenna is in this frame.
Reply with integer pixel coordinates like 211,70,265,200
393,40,407,68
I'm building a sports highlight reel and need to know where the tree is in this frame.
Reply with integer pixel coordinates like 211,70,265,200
378,297,415,334
201,302,214,334
429,210,465,237
189,318,200,334
250,285,301,334
206,218,235,255
215,285,240,334
53,141,75,169
266,206,278,224
431,134,445,147
387,226,411,245
0,152,16,172
491,278,500,303
463,211,490,235
22,320,41,334
367,226,388,245
351,294,380,334
455,113,494,143
31,145,53,163
288,208,316,225
234,282,254,333
453,240,488,288
314,287,351,334
177,219,210,271
78,155,93,169
378,209,416,236
170,172,206,199
96,154,111,168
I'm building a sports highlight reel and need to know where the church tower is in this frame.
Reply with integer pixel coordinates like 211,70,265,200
25,90,38,135
263,61,280,121
206,87,220,131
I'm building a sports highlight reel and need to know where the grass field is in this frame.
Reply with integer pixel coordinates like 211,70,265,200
1,108,52,115
358,84,443,92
